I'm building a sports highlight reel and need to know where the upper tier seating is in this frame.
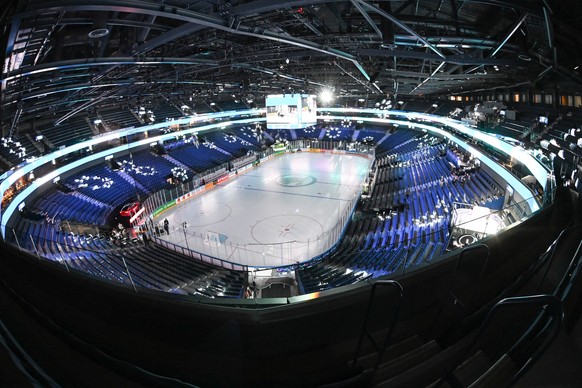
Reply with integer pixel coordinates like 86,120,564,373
0,134,42,170
152,101,183,121
37,116,94,148
99,108,141,130
432,100,466,117
215,100,248,111
191,102,215,114
403,99,434,113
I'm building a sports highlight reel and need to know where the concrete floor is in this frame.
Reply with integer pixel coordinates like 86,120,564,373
153,152,372,268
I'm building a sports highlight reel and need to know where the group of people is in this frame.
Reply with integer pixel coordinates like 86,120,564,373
110,223,128,241
152,218,170,236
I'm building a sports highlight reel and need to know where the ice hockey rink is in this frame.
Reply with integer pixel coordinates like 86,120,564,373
152,152,372,268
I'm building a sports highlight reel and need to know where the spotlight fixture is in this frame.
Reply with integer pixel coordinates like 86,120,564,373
319,90,333,103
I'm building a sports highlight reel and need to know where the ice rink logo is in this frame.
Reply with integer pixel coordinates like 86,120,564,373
276,174,317,187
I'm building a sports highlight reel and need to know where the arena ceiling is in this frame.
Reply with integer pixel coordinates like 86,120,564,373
1,0,582,136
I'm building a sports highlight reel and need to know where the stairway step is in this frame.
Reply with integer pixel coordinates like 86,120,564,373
452,350,491,387
371,339,442,383
375,334,473,388
426,378,454,388
468,354,518,388
354,334,425,370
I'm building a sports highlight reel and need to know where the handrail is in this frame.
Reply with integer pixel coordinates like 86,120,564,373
553,238,582,303
448,243,490,313
475,294,563,385
352,279,404,371
534,224,580,293
0,318,60,387
484,226,572,307
432,294,563,388
428,243,490,338
509,298,564,383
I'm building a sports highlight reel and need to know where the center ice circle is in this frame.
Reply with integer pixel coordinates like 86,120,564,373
276,174,317,187
251,214,324,244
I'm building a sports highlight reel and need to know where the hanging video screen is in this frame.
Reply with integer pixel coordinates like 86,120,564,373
266,94,316,129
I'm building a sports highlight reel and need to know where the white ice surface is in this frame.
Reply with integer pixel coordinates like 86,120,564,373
153,152,371,268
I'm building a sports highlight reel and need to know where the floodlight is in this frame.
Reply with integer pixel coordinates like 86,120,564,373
320,90,333,103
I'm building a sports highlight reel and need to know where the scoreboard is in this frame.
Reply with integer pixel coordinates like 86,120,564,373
266,94,317,129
